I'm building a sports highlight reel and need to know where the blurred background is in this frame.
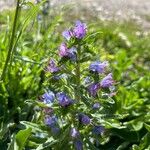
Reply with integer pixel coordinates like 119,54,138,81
1,0,150,30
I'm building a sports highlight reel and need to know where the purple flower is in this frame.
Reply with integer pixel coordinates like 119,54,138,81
79,114,90,125
70,128,80,138
45,115,60,135
88,83,100,97
109,92,117,97
62,20,87,40
62,30,73,41
73,20,87,39
93,103,101,109
43,108,54,114
89,61,108,73
100,73,114,88
42,91,55,104
92,125,105,135
59,43,77,61
74,140,83,150
46,59,60,73
59,43,69,57
68,47,77,61
45,115,58,127
56,92,73,107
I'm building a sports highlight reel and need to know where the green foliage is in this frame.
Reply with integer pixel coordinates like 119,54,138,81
7,128,32,150
0,0,150,149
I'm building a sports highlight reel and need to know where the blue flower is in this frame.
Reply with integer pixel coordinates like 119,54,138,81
62,29,73,41
79,114,90,125
100,73,114,88
42,91,55,104
68,47,77,61
56,92,73,107
45,115,60,135
88,83,100,97
70,128,80,138
45,115,58,127
62,20,86,40
59,43,69,57
46,59,60,73
59,43,77,61
83,76,92,85
73,20,87,39
93,103,101,109
89,61,108,73
74,140,83,150
92,125,105,135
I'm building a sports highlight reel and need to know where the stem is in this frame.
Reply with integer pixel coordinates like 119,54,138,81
1,0,21,80
75,45,81,100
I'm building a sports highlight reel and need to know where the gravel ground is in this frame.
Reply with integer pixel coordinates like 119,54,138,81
1,0,150,29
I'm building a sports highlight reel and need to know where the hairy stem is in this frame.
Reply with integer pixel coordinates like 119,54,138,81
75,45,81,100
1,0,21,80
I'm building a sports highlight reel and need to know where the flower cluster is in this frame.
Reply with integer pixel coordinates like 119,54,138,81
45,115,60,135
89,61,108,73
58,20,87,62
39,20,115,149
56,92,74,107
59,43,77,61
88,61,114,97
62,20,87,40
41,90,55,104
78,113,91,125
46,59,60,73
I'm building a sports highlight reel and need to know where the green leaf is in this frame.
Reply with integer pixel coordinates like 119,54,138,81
20,121,45,133
132,144,140,150
85,138,99,150
12,0,46,57
111,128,139,142
84,31,102,42
0,123,9,140
104,120,126,129
36,137,57,150
138,132,150,150
144,123,150,132
132,121,143,131
7,134,18,150
126,119,144,131
16,128,32,150
116,142,130,150
81,95,91,106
